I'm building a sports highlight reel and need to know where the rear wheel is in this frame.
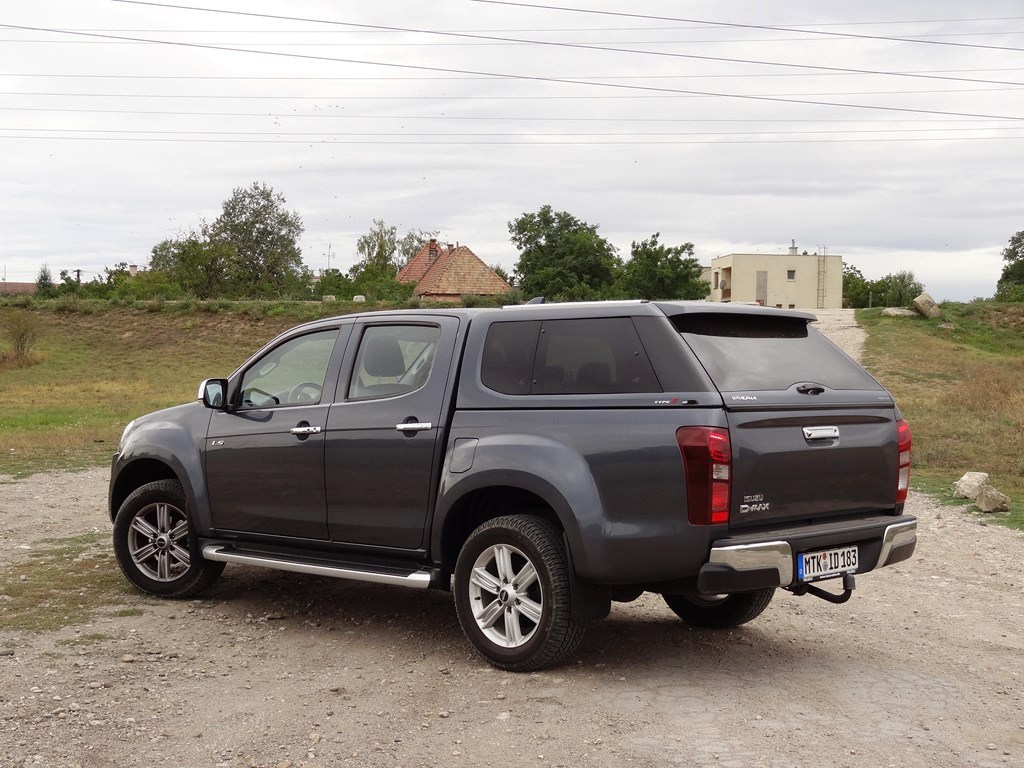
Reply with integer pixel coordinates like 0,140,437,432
662,588,774,628
112,480,224,598
454,515,585,672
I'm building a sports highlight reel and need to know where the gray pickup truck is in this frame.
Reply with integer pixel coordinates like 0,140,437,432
110,300,916,671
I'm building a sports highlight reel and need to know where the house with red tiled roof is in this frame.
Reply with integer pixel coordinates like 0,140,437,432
397,239,510,302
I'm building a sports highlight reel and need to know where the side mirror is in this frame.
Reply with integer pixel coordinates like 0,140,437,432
198,378,229,410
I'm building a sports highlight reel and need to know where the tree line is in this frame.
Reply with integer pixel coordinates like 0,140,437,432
32,183,708,304
31,181,1023,305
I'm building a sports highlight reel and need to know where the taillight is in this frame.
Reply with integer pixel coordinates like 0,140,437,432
896,419,912,504
677,426,731,525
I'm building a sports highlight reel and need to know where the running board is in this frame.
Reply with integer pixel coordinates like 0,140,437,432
201,545,434,589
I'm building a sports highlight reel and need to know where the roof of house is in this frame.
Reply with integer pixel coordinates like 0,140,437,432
398,240,510,297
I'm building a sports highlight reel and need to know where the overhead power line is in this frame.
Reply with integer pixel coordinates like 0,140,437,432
4,23,1019,121
4,86,1020,100
470,0,1024,54
4,133,1024,145
6,66,1024,81
3,22,1022,122
104,3,1024,89
4,126,1024,137
3,106,1015,124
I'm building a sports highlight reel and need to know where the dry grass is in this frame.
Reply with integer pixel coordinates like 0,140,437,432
859,303,1024,529
0,307,302,474
0,534,130,631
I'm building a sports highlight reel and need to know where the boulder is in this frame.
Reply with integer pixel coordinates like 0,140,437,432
321,294,336,303
976,485,1011,514
953,471,989,499
882,307,917,317
913,292,942,319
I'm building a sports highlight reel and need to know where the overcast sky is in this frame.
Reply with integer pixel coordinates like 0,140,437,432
2,0,1023,301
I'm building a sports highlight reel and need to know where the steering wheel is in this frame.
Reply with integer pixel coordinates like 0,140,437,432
288,381,322,404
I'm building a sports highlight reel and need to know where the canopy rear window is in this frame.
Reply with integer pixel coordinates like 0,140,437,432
672,314,882,392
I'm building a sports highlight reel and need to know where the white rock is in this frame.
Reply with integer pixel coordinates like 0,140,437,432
976,485,1011,514
882,308,917,317
913,292,943,319
953,472,989,500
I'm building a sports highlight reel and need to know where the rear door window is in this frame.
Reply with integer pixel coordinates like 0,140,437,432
673,314,881,392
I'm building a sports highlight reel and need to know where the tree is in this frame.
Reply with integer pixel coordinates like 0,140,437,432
397,228,439,267
314,268,353,299
996,230,1024,300
509,205,620,301
351,219,400,280
35,264,55,298
616,233,708,300
872,271,924,308
842,263,872,308
150,233,234,299
206,182,306,297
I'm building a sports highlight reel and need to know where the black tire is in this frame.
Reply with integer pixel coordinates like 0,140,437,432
454,515,585,672
112,479,224,599
662,588,775,629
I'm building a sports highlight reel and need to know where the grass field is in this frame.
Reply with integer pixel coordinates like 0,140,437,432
1,298,1021,529
858,302,1024,530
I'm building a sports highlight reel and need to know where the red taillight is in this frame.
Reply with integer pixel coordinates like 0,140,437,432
677,426,731,525
896,419,912,504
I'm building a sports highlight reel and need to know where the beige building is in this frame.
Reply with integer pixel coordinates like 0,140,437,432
702,241,843,309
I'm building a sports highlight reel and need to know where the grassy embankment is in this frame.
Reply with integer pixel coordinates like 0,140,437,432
0,298,387,475
858,302,1023,530
1,298,1022,530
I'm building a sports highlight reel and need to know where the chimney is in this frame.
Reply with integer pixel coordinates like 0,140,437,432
128,264,139,277
428,238,439,264
788,239,798,256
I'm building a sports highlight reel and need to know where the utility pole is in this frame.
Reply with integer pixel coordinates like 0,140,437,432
73,269,82,283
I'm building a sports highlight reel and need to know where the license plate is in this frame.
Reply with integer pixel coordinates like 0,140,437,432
797,545,858,582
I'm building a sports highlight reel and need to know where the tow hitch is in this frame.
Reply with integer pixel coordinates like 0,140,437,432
787,572,856,604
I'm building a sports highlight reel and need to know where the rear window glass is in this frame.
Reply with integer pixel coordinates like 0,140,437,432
480,318,662,395
673,314,882,392
481,321,540,395
534,318,661,394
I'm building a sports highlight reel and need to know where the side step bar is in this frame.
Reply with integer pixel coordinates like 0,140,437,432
202,545,434,589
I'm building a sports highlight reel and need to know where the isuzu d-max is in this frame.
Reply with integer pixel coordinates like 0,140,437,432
110,301,916,671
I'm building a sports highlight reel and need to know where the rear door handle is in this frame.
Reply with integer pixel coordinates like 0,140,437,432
395,422,432,433
290,426,323,435
803,426,839,441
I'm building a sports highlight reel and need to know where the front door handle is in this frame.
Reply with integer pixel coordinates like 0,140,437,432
395,422,432,433
290,425,323,435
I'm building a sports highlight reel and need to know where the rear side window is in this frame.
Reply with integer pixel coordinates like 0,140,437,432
481,318,661,395
481,321,540,395
673,314,882,392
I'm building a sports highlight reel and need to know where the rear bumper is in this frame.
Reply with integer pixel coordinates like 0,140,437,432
697,515,917,594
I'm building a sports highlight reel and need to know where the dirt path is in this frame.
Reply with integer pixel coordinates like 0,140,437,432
1,311,1022,768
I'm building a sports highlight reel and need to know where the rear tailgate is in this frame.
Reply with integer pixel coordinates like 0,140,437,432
664,306,901,529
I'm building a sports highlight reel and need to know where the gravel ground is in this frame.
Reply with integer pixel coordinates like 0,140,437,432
1,310,1022,768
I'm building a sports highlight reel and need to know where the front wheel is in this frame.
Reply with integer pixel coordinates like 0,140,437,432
662,588,774,628
454,515,585,672
112,479,224,598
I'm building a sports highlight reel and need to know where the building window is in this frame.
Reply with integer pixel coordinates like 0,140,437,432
786,269,796,281
789,304,796,309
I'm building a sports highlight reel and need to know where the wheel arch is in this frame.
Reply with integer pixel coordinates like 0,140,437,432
109,458,181,520
436,483,565,572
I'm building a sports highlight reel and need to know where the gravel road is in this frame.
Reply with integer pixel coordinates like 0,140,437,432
1,310,1021,768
